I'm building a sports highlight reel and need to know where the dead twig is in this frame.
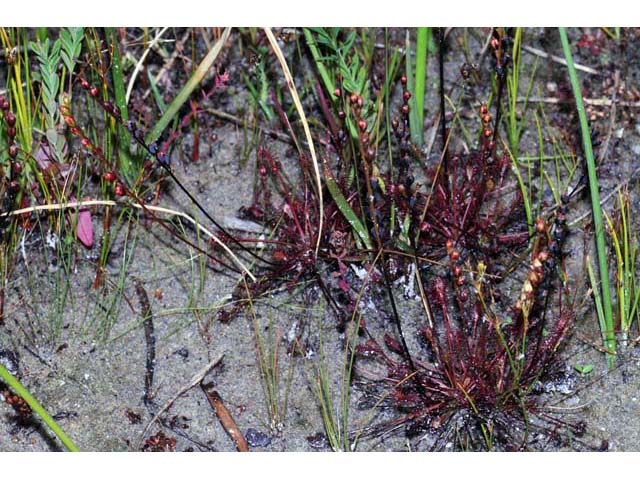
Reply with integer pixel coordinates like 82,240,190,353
137,352,225,450
522,44,599,75
135,278,156,410
200,383,249,452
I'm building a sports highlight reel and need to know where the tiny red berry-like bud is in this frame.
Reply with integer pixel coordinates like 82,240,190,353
403,91,411,102
450,249,460,261
338,111,346,120
64,115,76,128
9,180,19,193
80,78,90,90
350,93,358,105
445,239,454,253
538,250,549,262
483,128,492,138
401,104,410,115
358,119,367,131
456,275,465,286
536,217,546,233
491,37,500,50
420,221,430,233
7,127,16,138
11,161,22,174
81,137,91,148
453,265,462,277
366,146,376,160
259,165,267,177
333,88,341,98
482,114,492,125
115,184,125,196
103,171,116,182
70,127,80,136
5,111,16,127
480,103,489,115
401,75,407,85
8,145,18,158
103,101,114,114
357,96,363,108
89,86,99,97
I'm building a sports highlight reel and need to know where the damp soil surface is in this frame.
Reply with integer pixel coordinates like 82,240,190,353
2,27,640,451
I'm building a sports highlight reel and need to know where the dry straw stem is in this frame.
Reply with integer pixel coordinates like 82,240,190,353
137,352,225,449
1,199,256,281
263,27,323,256
126,26,171,104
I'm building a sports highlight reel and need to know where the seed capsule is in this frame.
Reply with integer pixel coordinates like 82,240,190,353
366,146,376,160
445,239,454,253
115,184,125,196
5,111,16,127
103,171,116,182
8,145,18,158
333,88,341,98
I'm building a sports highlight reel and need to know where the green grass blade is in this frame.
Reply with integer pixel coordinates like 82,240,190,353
324,170,372,251
560,27,614,367
0,364,79,451
146,27,231,145
105,28,133,179
413,27,430,147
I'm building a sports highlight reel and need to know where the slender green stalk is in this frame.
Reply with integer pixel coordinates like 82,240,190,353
560,27,615,366
146,27,231,145
0,364,79,451
105,28,133,179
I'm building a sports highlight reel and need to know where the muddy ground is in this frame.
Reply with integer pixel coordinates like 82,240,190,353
1,27,640,451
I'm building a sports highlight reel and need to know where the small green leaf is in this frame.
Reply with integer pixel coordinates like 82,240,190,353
574,364,594,376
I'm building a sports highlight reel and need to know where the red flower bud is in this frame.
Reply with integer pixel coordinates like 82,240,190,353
5,111,16,127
